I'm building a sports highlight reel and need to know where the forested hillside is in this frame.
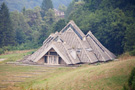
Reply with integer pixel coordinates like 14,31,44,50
0,0,67,54
66,0,135,55
0,0,72,11
0,0,135,56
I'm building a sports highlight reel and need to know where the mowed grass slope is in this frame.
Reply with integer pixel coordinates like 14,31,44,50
26,59,135,90
0,50,135,90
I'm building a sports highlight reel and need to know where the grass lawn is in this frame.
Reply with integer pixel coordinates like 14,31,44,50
0,50,135,90
0,50,34,63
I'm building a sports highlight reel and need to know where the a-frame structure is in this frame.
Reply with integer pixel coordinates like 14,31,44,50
22,20,116,65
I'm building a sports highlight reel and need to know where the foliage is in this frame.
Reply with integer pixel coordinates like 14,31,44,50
122,67,135,90
52,19,66,32
52,0,72,9
24,7,42,27
43,9,55,25
0,0,72,11
0,43,38,55
0,0,135,56
0,3,15,47
124,23,135,55
129,49,135,56
58,4,67,12
38,24,49,45
0,48,4,54
128,68,135,87
41,0,53,11
10,11,31,44
41,0,53,17
65,0,76,19
0,2,59,52
66,0,135,55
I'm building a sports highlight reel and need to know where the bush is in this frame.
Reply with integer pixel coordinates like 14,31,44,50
0,48,4,54
128,68,135,86
129,49,135,56
122,68,135,90
131,76,135,90
0,46,12,54
0,41,39,55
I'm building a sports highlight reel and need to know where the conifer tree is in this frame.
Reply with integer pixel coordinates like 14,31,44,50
0,3,15,47
41,0,53,17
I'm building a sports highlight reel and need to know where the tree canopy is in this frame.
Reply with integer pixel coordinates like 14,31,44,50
0,3,15,47
66,0,135,55
0,0,72,11
0,0,135,56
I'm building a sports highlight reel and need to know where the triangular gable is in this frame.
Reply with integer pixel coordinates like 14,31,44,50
33,42,72,64
60,20,85,40
60,27,98,63
61,24,83,40
86,31,116,61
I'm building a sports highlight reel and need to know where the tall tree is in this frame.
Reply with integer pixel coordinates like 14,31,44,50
124,23,135,53
58,4,67,12
52,19,66,32
0,3,15,47
66,0,135,55
44,9,55,25
10,11,31,44
41,0,53,17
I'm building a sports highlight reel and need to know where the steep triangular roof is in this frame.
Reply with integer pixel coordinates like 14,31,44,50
86,31,116,61
22,20,116,65
60,20,85,40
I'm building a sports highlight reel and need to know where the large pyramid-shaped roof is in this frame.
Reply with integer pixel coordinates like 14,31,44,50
22,20,116,65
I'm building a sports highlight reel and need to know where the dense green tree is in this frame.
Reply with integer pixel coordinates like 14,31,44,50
52,19,66,32
10,11,32,44
38,24,49,44
65,0,84,20
41,0,53,17
0,3,15,47
23,7,42,27
22,7,26,15
66,0,135,55
0,0,72,11
37,8,56,44
44,9,55,25
65,0,75,19
124,23,135,55
58,4,67,12
122,68,135,90
52,0,72,9
128,68,135,90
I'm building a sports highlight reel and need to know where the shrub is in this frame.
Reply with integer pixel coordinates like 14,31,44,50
122,68,135,90
131,76,135,90
128,68,135,86
0,48,4,54
129,49,135,56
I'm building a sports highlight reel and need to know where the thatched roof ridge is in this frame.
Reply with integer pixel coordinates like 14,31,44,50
23,20,116,65
86,31,116,61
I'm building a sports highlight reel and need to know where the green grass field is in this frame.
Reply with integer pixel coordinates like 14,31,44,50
0,50,135,90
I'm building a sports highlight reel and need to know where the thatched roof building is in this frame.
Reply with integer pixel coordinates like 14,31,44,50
22,20,116,65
